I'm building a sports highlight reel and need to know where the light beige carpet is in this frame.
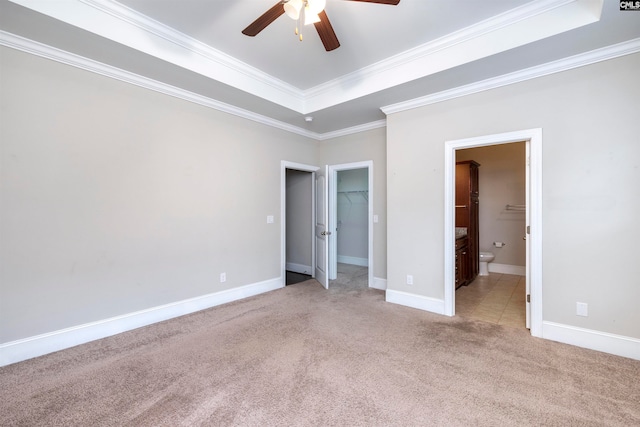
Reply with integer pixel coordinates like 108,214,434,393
1,275,639,426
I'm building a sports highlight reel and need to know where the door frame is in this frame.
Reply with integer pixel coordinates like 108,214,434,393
328,161,374,288
281,161,319,287
315,165,330,288
443,129,542,338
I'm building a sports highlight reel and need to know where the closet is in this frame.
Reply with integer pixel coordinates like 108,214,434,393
455,161,480,286
336,169,369,267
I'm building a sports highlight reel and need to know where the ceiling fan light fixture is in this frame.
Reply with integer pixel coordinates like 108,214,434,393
306,0,326,16
304,12,321,26
284,0,303,20
244,0,399,51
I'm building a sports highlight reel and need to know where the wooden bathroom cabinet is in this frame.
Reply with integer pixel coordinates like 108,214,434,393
455,236,469,288
455,161,480,285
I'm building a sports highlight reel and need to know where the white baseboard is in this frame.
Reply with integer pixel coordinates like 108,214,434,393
383,293,640,360
542,321,640,361
337,255,368,267
371,277,387,291
489,263,526,276
0,277,283,367
385,289,445,315
286,262,312,275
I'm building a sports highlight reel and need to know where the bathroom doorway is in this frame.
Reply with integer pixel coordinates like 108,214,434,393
455,143,527,327
444,129,542,338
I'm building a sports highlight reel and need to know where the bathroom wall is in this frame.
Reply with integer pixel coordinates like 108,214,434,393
457,143,526,272
337,168,369,266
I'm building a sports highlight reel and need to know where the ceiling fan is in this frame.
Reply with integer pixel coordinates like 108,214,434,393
242,0,401,52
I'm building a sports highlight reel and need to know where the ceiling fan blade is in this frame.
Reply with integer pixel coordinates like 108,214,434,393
242,2,285,37
345,0,400,4
314,10,340,52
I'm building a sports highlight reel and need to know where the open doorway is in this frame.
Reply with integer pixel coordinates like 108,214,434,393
281,160,374,290
334,168,369,288
285,168,313,285
454,143,527,327
444,129,542,338
281,161,319,287
328,161,374,289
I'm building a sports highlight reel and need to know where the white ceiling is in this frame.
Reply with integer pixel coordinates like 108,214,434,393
1,0,639,137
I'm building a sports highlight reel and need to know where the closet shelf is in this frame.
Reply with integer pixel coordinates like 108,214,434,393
337,190,368,203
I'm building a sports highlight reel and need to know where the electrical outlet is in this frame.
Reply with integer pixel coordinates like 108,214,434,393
220,272,226,283
406,275,413,285
576,302,588,317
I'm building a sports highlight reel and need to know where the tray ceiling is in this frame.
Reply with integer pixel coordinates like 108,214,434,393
1,0,639,138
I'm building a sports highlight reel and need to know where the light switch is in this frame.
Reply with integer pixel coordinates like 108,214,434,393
373,214,379,223
267,215,274,224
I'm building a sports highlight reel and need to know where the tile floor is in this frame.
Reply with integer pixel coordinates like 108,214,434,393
456,272,527,328
286,270,312,286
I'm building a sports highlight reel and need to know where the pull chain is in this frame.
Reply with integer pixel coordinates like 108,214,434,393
294,0,308,42
295,16,302,41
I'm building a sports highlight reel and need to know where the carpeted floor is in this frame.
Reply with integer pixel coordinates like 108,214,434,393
1,269,639,426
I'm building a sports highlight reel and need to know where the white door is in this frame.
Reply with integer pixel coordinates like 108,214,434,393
315,166,330,289
525,142,531,329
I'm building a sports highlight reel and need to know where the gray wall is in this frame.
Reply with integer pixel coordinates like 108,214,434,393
0,47,318,342
457,143,526,268
0,45,389,346
319,129,387,280
387,52,640,339
286,169,312,273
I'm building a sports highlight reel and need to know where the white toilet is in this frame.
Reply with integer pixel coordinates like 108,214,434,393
479,252,495,276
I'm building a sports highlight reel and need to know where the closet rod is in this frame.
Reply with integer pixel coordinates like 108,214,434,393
505,204,526,211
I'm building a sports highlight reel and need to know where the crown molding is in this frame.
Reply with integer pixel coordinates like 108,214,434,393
381,37,640,115
302,0,602,112
7,0,603,116
0,31,319,140
317,120,387,141
4,32,638,141
5,31,640,141
80,0,302,98
306,0,577,98
7,0,305,111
